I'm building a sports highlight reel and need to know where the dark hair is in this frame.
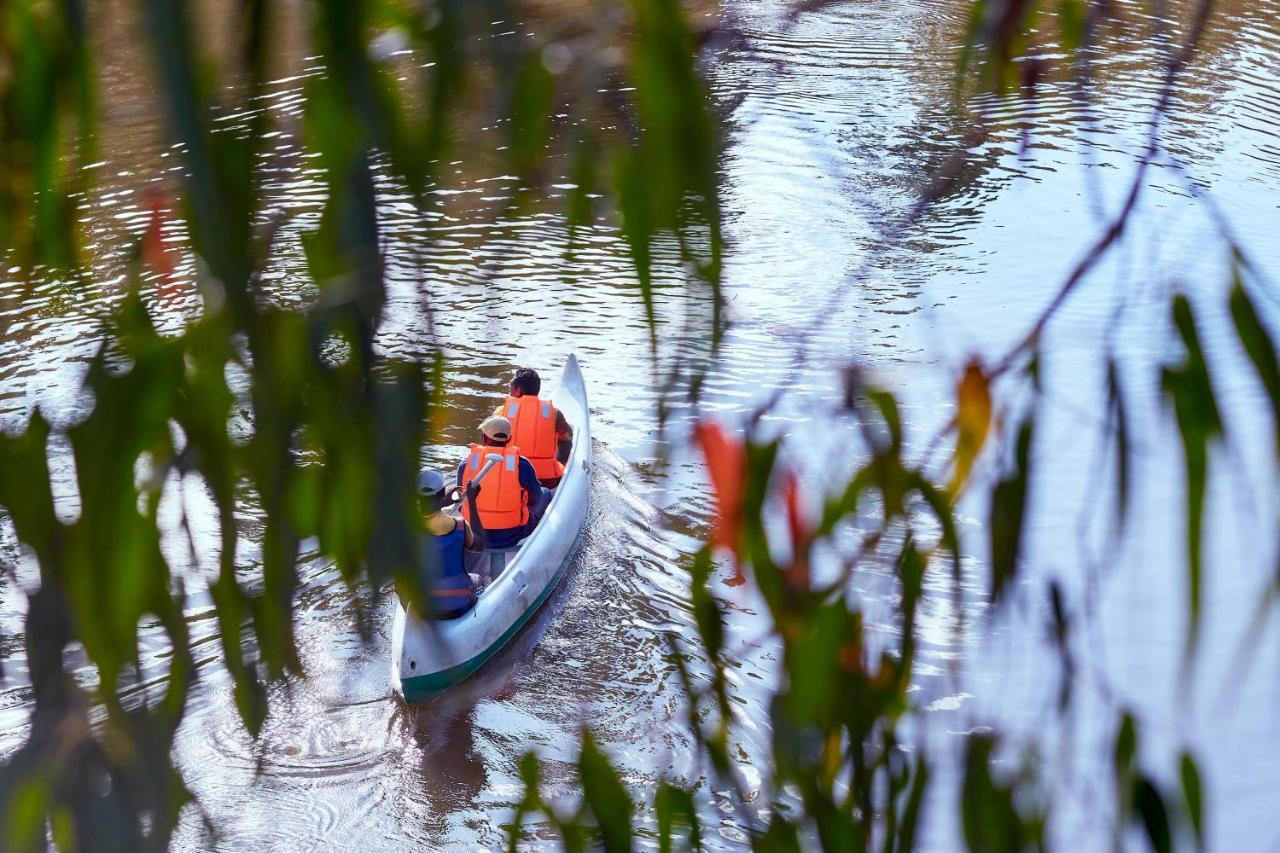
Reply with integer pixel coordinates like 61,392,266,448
511,367,541,396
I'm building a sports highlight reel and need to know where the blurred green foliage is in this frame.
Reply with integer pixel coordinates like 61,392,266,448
1,0,725,846
0,0,1264,849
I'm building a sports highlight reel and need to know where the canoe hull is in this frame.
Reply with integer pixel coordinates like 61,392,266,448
392,355,590,701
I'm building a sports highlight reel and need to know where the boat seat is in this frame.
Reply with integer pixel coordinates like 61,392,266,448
465,545,522,590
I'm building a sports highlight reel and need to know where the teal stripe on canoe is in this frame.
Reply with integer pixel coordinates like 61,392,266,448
400,530,582,703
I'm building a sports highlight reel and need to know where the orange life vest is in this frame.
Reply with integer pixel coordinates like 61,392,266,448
461,444,529,530
501,395,564,481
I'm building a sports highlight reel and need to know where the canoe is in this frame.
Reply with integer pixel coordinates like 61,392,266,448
391,354,591,701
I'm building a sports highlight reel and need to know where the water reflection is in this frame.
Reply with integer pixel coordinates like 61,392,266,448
406,593,572,839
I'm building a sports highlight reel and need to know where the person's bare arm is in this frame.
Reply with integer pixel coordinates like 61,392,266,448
465,481,486,550
555,409,574,463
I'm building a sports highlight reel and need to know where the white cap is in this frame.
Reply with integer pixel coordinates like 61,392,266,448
417,468,447,496
480,415,512,441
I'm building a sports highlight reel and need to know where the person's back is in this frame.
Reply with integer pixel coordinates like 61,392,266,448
501,395,564,483
457,416,548,549
423,512,472,617
498,367,573,487
418,469,481,618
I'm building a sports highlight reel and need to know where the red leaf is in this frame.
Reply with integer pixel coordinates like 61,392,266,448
783,469,810,591
694,421,744,573
142,188,178,285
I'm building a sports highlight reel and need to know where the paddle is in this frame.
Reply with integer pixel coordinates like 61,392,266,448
461,456,500,555
471,456,500,487
448,455,499,507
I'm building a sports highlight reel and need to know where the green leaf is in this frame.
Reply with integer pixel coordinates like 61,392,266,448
961,735,1038,851
1106,360,1132,528
519,750,542,791
1115,713,1136,777
578,733,633,852
616,151,657,354
1181,752,1203,847
368,363,427,588
1160,295,1222,657
894,754,929,853
909,472,963,583
4,778,49,852
867,389,904,456
1048,581,1073,710
655,782,701,853
508,752,544,853
0,0,95,273
64,318,183,690
689,548,724,660
989,418,1033,606
1133,776,1172,853
509,52,556,178
1229,280,1280,453
896,541,926,687
141,0,257,309
782,603,851,728
757,813,802,852
0,414,59,569
565,137,600,253
1058,0,1086,51
958,0,1043,94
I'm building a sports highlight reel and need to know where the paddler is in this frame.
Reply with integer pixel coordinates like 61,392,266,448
418,468,485,618
456,415,549,549
494,367,573,487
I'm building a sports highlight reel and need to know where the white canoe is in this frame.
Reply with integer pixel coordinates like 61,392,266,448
391,354,590,701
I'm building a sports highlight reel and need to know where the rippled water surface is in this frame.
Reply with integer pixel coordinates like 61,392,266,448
2,0,1280,848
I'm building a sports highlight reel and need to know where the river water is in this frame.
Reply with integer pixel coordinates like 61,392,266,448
1,0,1279,849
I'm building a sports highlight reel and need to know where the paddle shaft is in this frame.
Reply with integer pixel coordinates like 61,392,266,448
452,456,499,507
471,457,499,487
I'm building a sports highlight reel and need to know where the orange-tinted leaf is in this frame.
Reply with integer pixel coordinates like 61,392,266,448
950,359,992,495
694,421,744,569
141,188,178,284
783,469,810,591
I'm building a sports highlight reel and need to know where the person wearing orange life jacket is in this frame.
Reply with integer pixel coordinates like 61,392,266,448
418,468,485,618
494,367,574,487
456,415,550,549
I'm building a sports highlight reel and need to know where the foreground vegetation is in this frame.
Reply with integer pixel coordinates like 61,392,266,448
0,0,1273,848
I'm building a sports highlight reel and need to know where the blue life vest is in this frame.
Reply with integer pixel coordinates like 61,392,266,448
425,517,474,617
